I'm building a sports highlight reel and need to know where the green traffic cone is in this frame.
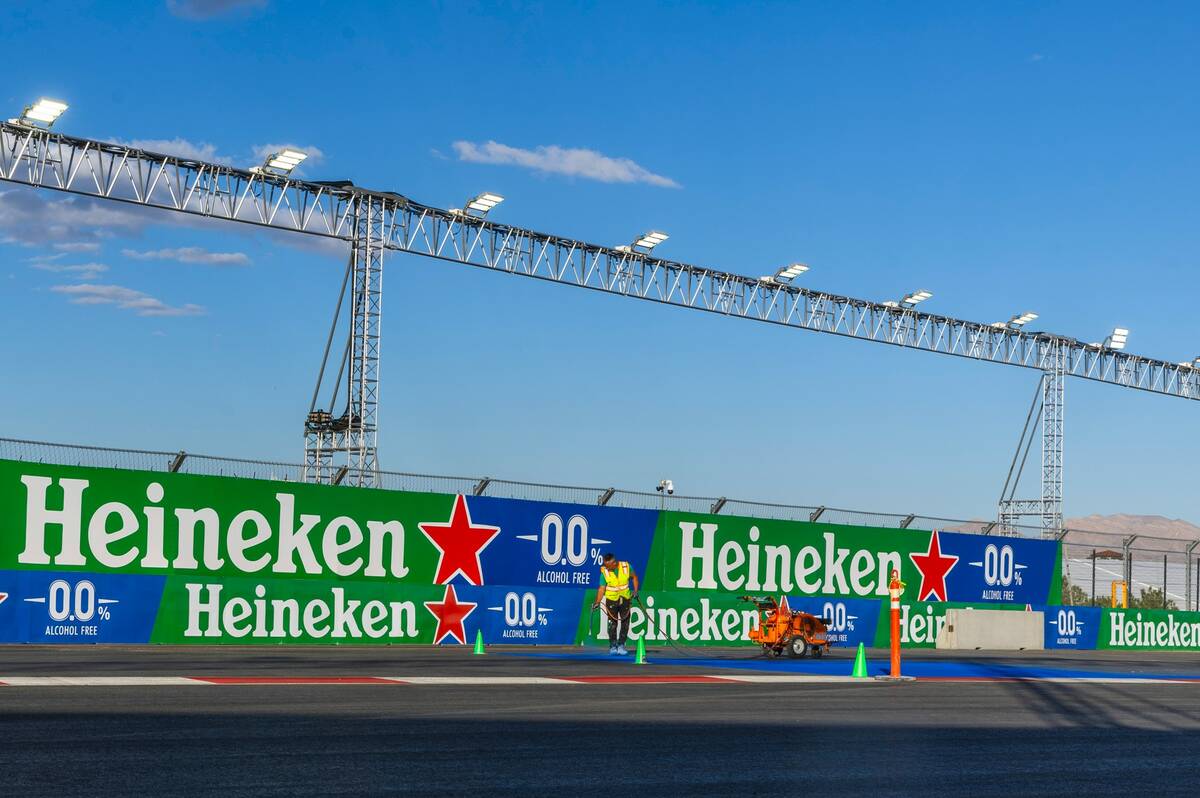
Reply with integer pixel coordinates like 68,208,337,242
473,629,485,655
851,642,868,678
634,636,647,665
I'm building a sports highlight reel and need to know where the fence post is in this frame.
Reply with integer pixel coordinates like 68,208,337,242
1186,541,1200,612
1122,535,1138,599
1091,548,1096,606
1163,554,1168,609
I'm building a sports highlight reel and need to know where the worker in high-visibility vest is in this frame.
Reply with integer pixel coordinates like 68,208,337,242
592,552,640,655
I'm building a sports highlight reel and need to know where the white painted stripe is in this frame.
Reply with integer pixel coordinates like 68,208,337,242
1025,677,1196,684
0,676,201,687
388,676,579,685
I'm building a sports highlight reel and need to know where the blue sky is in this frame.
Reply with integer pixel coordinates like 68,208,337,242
2,1,1198,522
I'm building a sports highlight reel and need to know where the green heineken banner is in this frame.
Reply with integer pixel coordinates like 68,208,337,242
0,458,1073,647
647,511,1063,604
576,589,1027,649
1099,608,1200,650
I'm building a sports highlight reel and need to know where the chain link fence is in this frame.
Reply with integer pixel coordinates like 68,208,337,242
2,436,1197,611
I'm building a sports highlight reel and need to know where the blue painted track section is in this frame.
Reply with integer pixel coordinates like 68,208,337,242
503,648,1200,681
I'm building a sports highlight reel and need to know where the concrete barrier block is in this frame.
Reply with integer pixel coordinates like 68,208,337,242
936,608,1045,650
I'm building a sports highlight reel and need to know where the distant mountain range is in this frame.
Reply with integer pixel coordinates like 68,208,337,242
1062,514,1200,553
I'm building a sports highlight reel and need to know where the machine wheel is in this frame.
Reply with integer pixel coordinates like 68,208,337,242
787,637,809,658
811,646,823,658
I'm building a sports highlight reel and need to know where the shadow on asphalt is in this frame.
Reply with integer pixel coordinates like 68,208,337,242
3,683,1200,796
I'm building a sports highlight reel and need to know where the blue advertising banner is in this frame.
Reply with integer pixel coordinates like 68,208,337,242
939,532,1059,605
469,585,587,645
0,570,164,644
786,594,882,648
1041,605,1102,649
466,496,658,591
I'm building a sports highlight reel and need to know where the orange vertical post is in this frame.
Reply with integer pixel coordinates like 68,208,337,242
889,569,905,678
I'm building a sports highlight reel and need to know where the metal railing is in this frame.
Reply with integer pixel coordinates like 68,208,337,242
2,436,1198,610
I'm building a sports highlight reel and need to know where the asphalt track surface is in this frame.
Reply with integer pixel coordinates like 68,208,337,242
2,646,1200,796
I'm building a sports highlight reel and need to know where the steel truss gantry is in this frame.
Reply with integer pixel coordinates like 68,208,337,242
2,122,1197,499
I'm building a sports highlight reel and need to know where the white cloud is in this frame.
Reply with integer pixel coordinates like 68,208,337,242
1029,53,1046,62
32,261,109,280
166,0,267,20
451,140,680,188
0,189,150,247
53,241,101,253
51,283,205,317
122,246,250,266
113,137,233,165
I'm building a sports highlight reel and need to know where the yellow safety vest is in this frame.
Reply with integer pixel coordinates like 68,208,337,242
602,561,632,600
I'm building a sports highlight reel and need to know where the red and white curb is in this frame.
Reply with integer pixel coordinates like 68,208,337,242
0,674,1195,687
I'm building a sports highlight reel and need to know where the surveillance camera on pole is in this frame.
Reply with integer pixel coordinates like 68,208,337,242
656,479,674,495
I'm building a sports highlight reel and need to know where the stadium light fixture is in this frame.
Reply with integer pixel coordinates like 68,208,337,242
992,311,1039,330
1013,311,1038,326
763,263,810,284
884,289,932,309
451,192,505,217
11,98,68,128
631,230,669,252
250,148,308,176
1177,357,1200,370
1089,327,1130,351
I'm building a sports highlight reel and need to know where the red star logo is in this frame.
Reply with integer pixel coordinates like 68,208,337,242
0,592,7,606
909,530,959,601
424,584,477,645
418,495,500,585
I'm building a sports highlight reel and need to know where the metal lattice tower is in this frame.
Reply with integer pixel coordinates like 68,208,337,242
303,195,385,485
1040,346,1066,533
997,341,1067,537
